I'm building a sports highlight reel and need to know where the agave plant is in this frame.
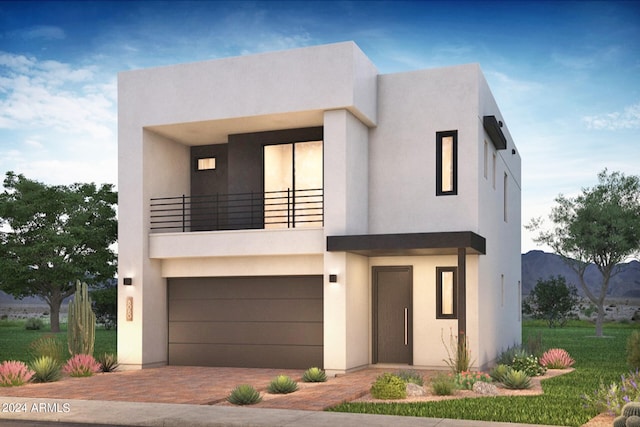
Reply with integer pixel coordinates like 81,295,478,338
267,374,298,394
227,384,262,405
501,369,532,390
96,353,119,373
30,356,62,383
302,367,327,383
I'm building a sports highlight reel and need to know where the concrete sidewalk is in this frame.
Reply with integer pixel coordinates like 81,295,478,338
0,397,565,427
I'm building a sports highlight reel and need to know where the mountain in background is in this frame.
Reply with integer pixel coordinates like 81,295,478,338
522,250,640,298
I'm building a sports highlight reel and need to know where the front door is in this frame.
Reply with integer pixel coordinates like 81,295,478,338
372,266,413,364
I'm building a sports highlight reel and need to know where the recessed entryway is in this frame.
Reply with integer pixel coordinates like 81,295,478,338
372,266,413,364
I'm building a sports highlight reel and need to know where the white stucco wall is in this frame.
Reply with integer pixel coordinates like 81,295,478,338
369,64,482,234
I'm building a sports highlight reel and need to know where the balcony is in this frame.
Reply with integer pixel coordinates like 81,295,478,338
150,188,323,233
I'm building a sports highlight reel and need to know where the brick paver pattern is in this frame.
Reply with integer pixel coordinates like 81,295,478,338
0,366,437,411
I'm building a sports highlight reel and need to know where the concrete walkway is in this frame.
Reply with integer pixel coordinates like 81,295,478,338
0,397,564,427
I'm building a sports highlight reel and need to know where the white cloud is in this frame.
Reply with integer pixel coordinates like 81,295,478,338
583,102,640,130
0,52,116,140
14,25,66,41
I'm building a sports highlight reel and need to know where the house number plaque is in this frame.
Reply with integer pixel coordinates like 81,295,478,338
126,297,133,321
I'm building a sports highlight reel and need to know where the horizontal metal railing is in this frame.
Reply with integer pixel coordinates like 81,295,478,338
150,188,323,233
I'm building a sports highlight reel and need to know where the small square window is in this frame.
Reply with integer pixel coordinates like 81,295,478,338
196,157,216,171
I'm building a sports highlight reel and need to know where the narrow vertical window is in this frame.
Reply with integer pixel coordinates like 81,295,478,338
492,152,497,189
503,172,508,222
436,131,457,195
483,140,488,179
436,267,457,319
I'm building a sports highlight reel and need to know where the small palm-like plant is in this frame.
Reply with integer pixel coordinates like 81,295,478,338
96,353,119,372
540,348,575,369
62,354,101,377
267,375,298,394
30,356,62,383
501,369,532,389
302,367,327,383
0,360,34,386
227,384,262,405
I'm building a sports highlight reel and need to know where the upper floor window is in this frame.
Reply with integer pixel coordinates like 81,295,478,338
436,131,458,196
196,157,216,171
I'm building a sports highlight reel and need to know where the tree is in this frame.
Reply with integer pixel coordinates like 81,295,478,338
527,169,640,336
0,172,117,332
523,276,579,328
91,280,117,330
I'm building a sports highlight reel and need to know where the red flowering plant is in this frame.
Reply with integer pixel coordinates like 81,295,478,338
454,371,492,390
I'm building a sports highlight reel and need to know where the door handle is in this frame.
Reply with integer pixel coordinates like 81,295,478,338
404,307,408,346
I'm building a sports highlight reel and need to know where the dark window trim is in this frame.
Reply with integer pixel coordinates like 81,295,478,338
436,130,458,196
436,266,457,319
195,156,217,171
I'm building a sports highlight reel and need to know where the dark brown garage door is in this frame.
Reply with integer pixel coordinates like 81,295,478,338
168,276,323,369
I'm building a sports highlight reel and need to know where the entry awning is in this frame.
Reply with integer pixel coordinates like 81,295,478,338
326,231,486,257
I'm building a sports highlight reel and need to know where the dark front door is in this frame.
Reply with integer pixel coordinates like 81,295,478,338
372,266,413,364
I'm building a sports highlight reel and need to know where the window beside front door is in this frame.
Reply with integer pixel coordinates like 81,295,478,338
436,266,457,319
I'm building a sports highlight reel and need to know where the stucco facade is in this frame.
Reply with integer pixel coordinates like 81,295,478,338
118,41,521,374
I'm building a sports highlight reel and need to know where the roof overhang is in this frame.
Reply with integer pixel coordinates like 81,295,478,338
483,115,507,150
326,231,486,257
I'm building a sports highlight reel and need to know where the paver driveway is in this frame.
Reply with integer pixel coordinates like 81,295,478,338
0,366,423,411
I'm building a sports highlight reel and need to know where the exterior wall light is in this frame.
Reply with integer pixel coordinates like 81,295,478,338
123,277,133,286
329,274,338,283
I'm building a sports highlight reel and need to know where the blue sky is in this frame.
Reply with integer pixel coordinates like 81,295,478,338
1,1,639,253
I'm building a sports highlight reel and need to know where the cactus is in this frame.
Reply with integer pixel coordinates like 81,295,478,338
624,402,640,418
627,415,640,427
267,375,298,394
302,367,327,383
613,415,627,427
227,384,262,405
67,281,96,356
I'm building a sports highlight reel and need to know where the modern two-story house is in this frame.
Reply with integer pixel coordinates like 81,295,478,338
117,41,521,374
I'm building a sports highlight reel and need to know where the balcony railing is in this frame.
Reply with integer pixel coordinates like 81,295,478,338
150,188,323,233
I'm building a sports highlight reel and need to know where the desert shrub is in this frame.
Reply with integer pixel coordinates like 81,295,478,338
489,364,511,383
442,330,474,373
430,372,456,396
0,360,34,386
396,369,424,386
302,367,327,382
540,348,575,369
96,353,119,372
583,370,640,415
455,371,492,390
24,317,44,330
523,276,579,328
511,354,546,377
62,354,101,377
501,369,532,389
496,345,527,366
524,331,545,358
370,373,406,400
267,375,298,394
227,384,262,405
30,356,62,383
628,331,640,369
28,335,65,363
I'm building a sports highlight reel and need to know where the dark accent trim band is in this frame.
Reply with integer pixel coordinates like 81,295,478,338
483,115,507,150
326,231,486,257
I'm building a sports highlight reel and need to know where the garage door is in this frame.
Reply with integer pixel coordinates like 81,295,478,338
168,276,323,369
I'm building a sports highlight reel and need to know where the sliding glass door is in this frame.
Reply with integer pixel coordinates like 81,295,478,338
264,141,323,228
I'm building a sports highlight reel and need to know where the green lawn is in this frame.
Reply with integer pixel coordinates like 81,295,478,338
328,321,635,426
0,319,116,362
